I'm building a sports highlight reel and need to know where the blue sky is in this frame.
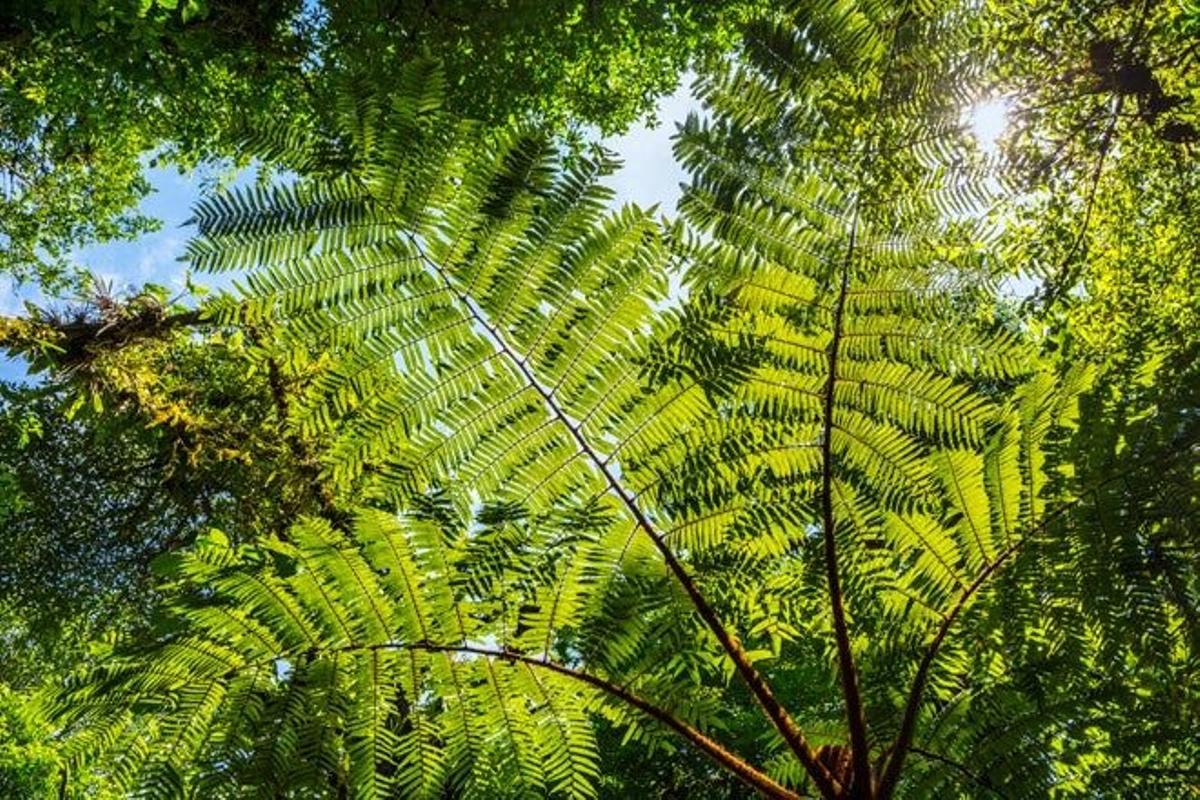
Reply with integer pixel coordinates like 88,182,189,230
0,80,699,383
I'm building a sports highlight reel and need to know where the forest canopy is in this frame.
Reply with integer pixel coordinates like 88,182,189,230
0,1,1197,798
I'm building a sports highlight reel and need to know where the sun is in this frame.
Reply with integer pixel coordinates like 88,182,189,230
966,98,1011,153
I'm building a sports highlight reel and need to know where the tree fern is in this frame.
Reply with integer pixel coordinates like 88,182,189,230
46,5,1197,799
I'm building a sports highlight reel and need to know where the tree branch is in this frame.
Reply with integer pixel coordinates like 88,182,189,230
1,307,203,368
1037,0,1154,310
1035,94,1123,310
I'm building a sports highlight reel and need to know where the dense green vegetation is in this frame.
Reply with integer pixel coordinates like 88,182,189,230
0,1,1196,798
0,0,760,289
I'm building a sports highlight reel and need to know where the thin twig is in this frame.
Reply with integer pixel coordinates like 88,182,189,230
909,746,1007,798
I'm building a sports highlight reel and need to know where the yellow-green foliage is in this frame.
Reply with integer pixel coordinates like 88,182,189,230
44,4,1198,798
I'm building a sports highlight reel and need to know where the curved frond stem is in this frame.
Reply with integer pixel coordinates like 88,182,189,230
812,13,916,791
407,235,840,798
428,644,802,800
876,541,1019,799
880,434,1200,798
219,638,802,800
819,207,874,797
459,646,803,800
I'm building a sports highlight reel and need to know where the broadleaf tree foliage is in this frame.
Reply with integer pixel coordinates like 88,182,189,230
0,0,761,289
3,1,1197,798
